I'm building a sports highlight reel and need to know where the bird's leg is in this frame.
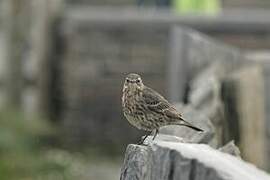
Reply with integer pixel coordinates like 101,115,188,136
137,131,152,145
152,128,159,140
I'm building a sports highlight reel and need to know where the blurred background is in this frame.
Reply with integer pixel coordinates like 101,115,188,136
0,0,270,179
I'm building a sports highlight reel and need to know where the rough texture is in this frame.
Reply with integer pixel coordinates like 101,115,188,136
168,27,244,103
120,140,270,180
188,61,236,147
218,140,241,158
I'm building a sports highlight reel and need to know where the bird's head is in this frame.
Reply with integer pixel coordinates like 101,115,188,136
124,73,144,91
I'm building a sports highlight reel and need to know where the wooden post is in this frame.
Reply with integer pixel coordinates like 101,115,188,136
167,26,189,103
2,0,24,108
222,65,266,169
246,51,270,171
27,0,62,119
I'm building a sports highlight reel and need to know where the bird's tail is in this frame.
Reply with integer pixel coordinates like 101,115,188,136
176,118,204,132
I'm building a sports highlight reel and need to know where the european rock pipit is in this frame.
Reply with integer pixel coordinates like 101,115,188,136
122,73,203,144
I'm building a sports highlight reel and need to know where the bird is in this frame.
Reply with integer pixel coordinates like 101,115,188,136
122,73,203,144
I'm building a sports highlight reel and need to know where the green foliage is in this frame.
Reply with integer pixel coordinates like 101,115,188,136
0,110,52,152
0,109,113,180
173,0,221,14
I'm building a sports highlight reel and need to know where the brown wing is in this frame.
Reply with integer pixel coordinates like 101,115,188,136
142,86,203,132
142,86,182,120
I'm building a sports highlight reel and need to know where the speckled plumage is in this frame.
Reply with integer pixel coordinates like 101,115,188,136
122,73,203,142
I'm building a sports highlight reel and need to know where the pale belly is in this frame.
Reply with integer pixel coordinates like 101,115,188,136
124,112,142,129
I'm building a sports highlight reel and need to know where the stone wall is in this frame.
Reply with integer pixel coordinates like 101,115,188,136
57,8,270,160
59,24,169,149
2,1,270,162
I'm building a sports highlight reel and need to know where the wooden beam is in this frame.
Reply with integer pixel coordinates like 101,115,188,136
63,7,270,34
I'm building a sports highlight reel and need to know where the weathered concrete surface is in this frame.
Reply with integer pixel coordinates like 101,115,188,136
120,140,270,180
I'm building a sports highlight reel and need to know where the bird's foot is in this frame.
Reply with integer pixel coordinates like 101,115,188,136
137,135,148,145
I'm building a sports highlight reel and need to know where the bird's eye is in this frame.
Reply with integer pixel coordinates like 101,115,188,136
126,79,131,83
136,79,140,83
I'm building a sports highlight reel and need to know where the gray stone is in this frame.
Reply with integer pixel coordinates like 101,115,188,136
188,62,233,147
143,134,185,145
159,104,215,146
169,29,247,148
168,27,244,103
120,140,270,180
218,140,241,158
